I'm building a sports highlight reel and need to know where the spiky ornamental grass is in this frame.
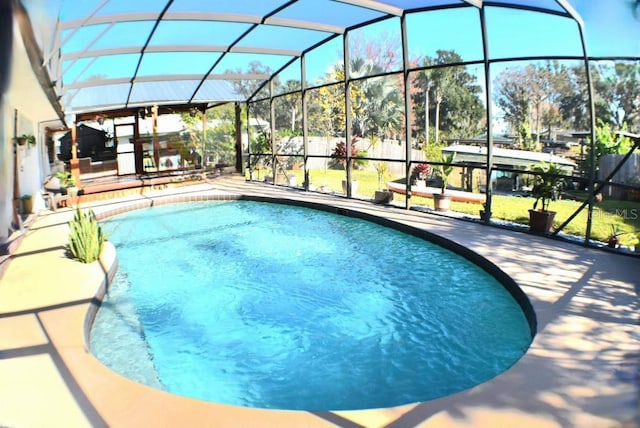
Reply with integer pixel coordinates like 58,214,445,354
68,207,106,263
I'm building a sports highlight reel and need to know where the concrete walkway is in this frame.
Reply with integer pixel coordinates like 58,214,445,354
0,176,638,427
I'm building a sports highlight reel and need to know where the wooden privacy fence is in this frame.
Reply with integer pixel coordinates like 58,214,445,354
599,153,640,199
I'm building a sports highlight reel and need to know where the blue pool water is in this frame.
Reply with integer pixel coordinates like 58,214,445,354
90,200,532,411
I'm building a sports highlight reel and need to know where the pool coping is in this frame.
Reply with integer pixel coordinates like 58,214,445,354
1,177,638,427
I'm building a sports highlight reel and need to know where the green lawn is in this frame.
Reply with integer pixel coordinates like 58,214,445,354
279,168,640,246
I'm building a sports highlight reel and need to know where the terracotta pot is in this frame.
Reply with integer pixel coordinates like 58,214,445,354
374,190,393,204
529,209,556,234
433,193,451,212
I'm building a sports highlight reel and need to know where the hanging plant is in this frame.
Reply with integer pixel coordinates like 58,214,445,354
15,134,35,146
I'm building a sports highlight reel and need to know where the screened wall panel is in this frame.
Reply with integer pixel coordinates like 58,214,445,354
350,74,406,163
46,0,640,117
203,105,238,168
406,8,484,65
485,7,583,59
237,25,332,52
247,98,273,179
193,80,245,102
348,18,403,76
408,64,486,153
305,83,345,155
60,23,154,54
490,59,590,150
275,0,386,28
63,55,140,83
87,0,164,17
168,0,282,15
304,37,344,87
273,94,303,154
215,53,294,76
579,3,640,57
273,59,302,96
129,80,203,104
63,83,132,111
18,0,640,246
150,21,253,46
137,52,223,76
391,0,463,7
589,60,640,134
497,0,565,12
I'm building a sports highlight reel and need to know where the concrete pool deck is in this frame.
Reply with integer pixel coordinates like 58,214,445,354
0,175,638,427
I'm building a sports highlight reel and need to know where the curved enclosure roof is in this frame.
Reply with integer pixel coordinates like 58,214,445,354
21,0,640,117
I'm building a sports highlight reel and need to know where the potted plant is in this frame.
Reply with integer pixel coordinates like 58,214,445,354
20,194,33,214
331,136,365,195
57,171,78,196
373,161,393,204
15,134,35,146
606,224,634,249
529,162,564,234
433,153,455,212
410,163,431,187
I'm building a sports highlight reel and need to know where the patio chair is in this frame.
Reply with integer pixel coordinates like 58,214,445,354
42,175,71,211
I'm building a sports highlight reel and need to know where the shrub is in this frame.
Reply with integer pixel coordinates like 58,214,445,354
68,207,106,263
330,137,368,170
57,170,76,187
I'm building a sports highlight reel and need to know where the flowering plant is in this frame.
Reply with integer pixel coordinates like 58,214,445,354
411,163,431,181
330,136,368,170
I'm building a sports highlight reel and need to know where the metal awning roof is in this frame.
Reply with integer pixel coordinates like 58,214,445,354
17,0,640,118
442,144,577,171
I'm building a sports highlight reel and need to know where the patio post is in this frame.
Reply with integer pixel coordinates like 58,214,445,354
401,14,412,210
152,105,159,171
480,6,493,224
235,102,242,173
70,113,81,188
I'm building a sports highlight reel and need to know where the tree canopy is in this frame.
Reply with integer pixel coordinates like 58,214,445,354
494,60,640,145
412,50,485,144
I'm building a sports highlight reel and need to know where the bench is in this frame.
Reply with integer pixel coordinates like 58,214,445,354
386,181,485,204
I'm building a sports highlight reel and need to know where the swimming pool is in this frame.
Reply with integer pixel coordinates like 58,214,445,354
90,200,533,411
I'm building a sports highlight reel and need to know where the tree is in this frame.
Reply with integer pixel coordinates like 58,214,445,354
593,62,640,132
229,61,274,99
494,67,531,137
495,62,571,147
412,50,484,145
496,60,640,144
180,105,238,166
205,105,238,165
527,64,554,146
555,64,590,131
274,80,303,133
349,58,403,141
307,65,346,138
348,29,402,73
593,119,633,160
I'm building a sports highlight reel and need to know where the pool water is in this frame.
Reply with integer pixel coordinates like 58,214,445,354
91,200,532,411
